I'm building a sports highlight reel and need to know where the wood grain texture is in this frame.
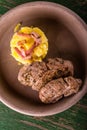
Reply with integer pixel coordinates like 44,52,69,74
0,94,87,130
0,0,87,130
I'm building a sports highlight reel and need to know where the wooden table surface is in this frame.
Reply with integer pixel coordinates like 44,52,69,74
0,0,87,130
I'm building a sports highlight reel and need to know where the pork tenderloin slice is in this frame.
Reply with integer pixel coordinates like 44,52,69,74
18,64,30,86
32,69,57,91
18,61,47,87
39,78,66,103
47,58,74,76
39,76,82,104
63,76,82,97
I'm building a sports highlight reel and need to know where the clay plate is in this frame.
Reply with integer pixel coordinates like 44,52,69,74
0,1,87,116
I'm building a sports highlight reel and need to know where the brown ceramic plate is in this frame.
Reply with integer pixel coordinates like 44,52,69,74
0,2,87,116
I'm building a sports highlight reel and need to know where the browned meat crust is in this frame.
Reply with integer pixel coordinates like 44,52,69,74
18,58,74,91
39,76,82,103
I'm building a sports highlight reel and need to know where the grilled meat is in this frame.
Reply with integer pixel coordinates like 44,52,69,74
47,58,74,76
63,76,82,96
39,76,82,103
18,61,47,87
18,58,74,91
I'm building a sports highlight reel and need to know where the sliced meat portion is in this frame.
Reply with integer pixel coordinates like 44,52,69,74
18,61,47,87
39,78,65,103
32,58,74,91
39,76,82,104
64,60,74,76
18,64,30,86
18,57,82,104
47,58,74,76
32,69,57,91
46,58,64,70
63,76,82,96
18,58,74,91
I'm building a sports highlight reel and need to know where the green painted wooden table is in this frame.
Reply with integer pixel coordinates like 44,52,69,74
0,0,87,130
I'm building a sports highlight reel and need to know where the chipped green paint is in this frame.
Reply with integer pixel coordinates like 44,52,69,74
0,95,87,130
0,0,87,130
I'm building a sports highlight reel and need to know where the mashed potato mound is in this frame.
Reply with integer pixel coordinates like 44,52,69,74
10,24,48,64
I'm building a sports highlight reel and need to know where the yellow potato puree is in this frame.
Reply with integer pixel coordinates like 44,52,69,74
10,24,48,64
